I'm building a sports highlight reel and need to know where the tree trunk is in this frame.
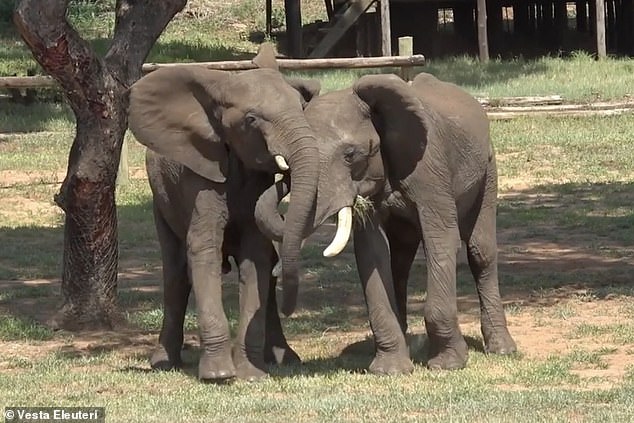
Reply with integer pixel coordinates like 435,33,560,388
13,0,186,330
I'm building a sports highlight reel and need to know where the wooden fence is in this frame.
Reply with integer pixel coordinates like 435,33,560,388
0,53,426,89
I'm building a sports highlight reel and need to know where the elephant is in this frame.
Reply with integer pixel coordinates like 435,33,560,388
127,53,321,381
255,72,517,374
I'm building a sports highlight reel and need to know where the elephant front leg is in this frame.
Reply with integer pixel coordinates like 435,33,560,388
189,251,235,381
419,205,468,370
354,213,413,375
232,228,276,381
385,216,421,335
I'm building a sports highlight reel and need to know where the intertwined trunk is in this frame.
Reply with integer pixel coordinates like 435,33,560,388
13,0,186,329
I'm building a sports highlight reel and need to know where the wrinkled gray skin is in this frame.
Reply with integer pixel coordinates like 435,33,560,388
128,66,320,381
256,73,517,374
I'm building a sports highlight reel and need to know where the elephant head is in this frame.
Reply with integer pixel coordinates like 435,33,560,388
128,65,322,316
255,72,489,307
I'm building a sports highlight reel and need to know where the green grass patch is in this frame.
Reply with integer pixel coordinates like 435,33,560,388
0,315,53,341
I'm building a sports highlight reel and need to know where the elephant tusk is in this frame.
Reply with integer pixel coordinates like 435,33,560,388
323,207,353,257
275,155,289,171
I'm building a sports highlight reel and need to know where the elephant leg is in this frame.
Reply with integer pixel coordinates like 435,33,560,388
385,216,421,335
466,178,517,355
151,207,190,370
354,212,413,375
264,274,301,365
419,202,468,370
188,201,234,381
232,226,274,381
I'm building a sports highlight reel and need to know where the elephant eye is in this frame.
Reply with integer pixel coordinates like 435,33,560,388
244,113,258,127
343,146,356,164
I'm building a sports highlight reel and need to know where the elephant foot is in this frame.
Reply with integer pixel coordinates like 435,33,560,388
233,348,269,381
150,345,182,371
426,336,468,371
235,358,269,382
264,344,301,365
483,328,517,355
369,350,414,375
198,350,236,382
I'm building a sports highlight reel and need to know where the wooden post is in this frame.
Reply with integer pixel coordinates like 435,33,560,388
398,36,414,81
266,0,272,36
284,0,303,57
117,137,129,187
606,0,615,50
454,3,476,40
621,0,634,55
477,0,490,61
380,0,392,56
528,1,537,33
595,0,606,58
513,1,529,36
554,0,567,46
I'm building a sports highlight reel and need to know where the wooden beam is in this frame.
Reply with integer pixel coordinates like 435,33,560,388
0,55,427,89
0,75,58,88
309,0,375,58
380,0,392,56
477,0,490,61
284,0,303,57
324,0,334,20
595,0,606,58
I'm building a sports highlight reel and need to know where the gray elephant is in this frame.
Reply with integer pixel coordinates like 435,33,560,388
256,72,517,374
127,61,320,381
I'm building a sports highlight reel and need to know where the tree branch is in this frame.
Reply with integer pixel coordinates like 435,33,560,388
13,0,110,119
105,0,187,85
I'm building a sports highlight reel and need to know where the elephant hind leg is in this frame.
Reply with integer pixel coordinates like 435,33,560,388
264,275,301,365
151,209,190,371
466,180,517,355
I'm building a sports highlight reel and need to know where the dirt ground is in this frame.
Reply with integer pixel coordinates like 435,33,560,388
1,169,634,386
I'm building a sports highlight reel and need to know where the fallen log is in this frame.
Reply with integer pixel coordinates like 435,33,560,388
478,95,563,107
488,107,634,120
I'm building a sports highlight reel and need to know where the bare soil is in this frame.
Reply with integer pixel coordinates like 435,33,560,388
1,177,633,386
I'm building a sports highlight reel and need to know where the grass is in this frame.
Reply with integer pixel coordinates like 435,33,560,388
2,111,634,419
2,1,634,421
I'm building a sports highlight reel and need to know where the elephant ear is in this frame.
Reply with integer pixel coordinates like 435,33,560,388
285,78,321,107
129,66,230,183
251,42,319,106
252,42,280,70
353,74,427,180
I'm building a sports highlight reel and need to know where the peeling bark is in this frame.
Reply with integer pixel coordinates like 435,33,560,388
13,0,186,330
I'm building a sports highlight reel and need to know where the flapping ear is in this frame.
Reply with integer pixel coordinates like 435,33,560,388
353,74,427,180
128,66,230,183
252,42,280,70
285,78,321,107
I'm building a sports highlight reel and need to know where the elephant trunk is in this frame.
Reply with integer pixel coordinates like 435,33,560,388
275,126,319,317
254,179,289,242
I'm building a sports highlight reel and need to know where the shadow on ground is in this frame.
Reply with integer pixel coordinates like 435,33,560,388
1,181,633,373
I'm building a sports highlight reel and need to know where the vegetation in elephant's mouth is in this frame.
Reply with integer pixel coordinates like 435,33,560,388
352,195,375,227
